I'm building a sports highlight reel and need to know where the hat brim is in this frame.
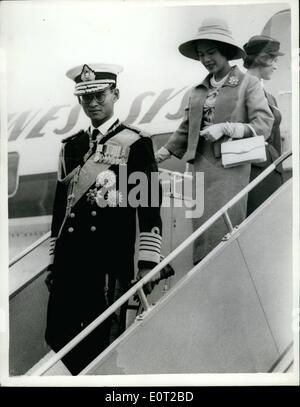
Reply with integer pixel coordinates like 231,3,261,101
179,38,246,61
74,84,111,96
269,50,285,56
74,82,113,96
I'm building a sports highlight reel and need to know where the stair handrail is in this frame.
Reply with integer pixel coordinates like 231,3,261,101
10,151,291,269
9,231,51,268
29,150,292,375
8,172,187,268
8,171,192,269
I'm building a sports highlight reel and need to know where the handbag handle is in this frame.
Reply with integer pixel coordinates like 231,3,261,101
246,123,268,145
225,123,258,142
246,123,259,137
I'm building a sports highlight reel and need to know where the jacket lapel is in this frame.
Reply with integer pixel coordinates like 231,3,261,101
188,84,209,147
213,67,244,124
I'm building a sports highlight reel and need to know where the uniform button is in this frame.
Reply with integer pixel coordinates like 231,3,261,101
69,212,75,218
91,211,97,216
68,227,74,233
90,226,96,232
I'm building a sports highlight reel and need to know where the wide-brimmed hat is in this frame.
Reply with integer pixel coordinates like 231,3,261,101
179,18,245,61
66,63,123,96
243,35,284,57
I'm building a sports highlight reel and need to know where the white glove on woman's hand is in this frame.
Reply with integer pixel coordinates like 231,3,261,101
200,122,245,142
223,122,245,139
155,147,172,163
200,123,225,141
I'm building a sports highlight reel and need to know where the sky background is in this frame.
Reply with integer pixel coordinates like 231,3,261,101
0,0,290,115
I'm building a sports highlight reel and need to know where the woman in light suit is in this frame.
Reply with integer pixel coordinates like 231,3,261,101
156,18,274,264
243,35,285,216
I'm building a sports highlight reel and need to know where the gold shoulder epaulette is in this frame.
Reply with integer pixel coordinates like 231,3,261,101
62,130,85,143
122,123,150,138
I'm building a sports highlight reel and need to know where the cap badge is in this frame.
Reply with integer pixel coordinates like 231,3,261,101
80,64,96,82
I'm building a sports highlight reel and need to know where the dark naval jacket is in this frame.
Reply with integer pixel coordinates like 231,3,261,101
45,120,162,374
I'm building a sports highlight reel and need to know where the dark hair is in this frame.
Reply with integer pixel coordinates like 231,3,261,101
216,42,238,60
243,51,276,69
194,40,238,60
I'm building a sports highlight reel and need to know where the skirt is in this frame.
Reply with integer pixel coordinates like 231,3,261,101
191,149,250,264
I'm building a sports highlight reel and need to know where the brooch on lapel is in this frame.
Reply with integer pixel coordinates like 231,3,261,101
228,76,239,86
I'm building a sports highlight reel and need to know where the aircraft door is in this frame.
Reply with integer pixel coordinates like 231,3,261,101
8,152,20,198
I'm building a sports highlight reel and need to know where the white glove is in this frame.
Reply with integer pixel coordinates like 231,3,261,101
200,123,225,141
200,122,245,142
223,122,245,139
155,147,172,163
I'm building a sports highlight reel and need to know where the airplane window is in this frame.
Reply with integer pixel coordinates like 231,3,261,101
8,152,19,197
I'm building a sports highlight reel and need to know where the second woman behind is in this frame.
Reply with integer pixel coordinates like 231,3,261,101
243,35,285,216
156,18,274,264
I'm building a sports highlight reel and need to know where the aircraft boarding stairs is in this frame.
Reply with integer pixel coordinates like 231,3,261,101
9,152,294,375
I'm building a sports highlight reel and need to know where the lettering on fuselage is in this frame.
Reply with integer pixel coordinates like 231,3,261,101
7,87,189,219
8,88,189,141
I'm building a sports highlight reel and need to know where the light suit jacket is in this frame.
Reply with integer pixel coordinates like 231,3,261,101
165,66,274,163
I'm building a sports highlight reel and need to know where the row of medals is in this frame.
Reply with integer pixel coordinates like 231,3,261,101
93,143,130,165
84,133,130,165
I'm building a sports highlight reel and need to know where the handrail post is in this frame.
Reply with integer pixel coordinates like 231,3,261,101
137,288,151,312
223,211,234,233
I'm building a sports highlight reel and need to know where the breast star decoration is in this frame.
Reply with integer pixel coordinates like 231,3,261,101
87,169,123,207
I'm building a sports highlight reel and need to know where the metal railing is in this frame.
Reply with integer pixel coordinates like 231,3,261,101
8,171,192,269
13,151,291,375
9,231,51,268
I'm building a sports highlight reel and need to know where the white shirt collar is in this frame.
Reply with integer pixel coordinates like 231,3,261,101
90,115,118,135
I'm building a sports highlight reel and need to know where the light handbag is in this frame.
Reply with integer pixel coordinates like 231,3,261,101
221,124,267,168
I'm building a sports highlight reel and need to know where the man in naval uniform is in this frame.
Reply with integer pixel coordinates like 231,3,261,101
45,63,162,375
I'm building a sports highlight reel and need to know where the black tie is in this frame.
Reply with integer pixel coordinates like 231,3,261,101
91,128,100,142
88,129,100,156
